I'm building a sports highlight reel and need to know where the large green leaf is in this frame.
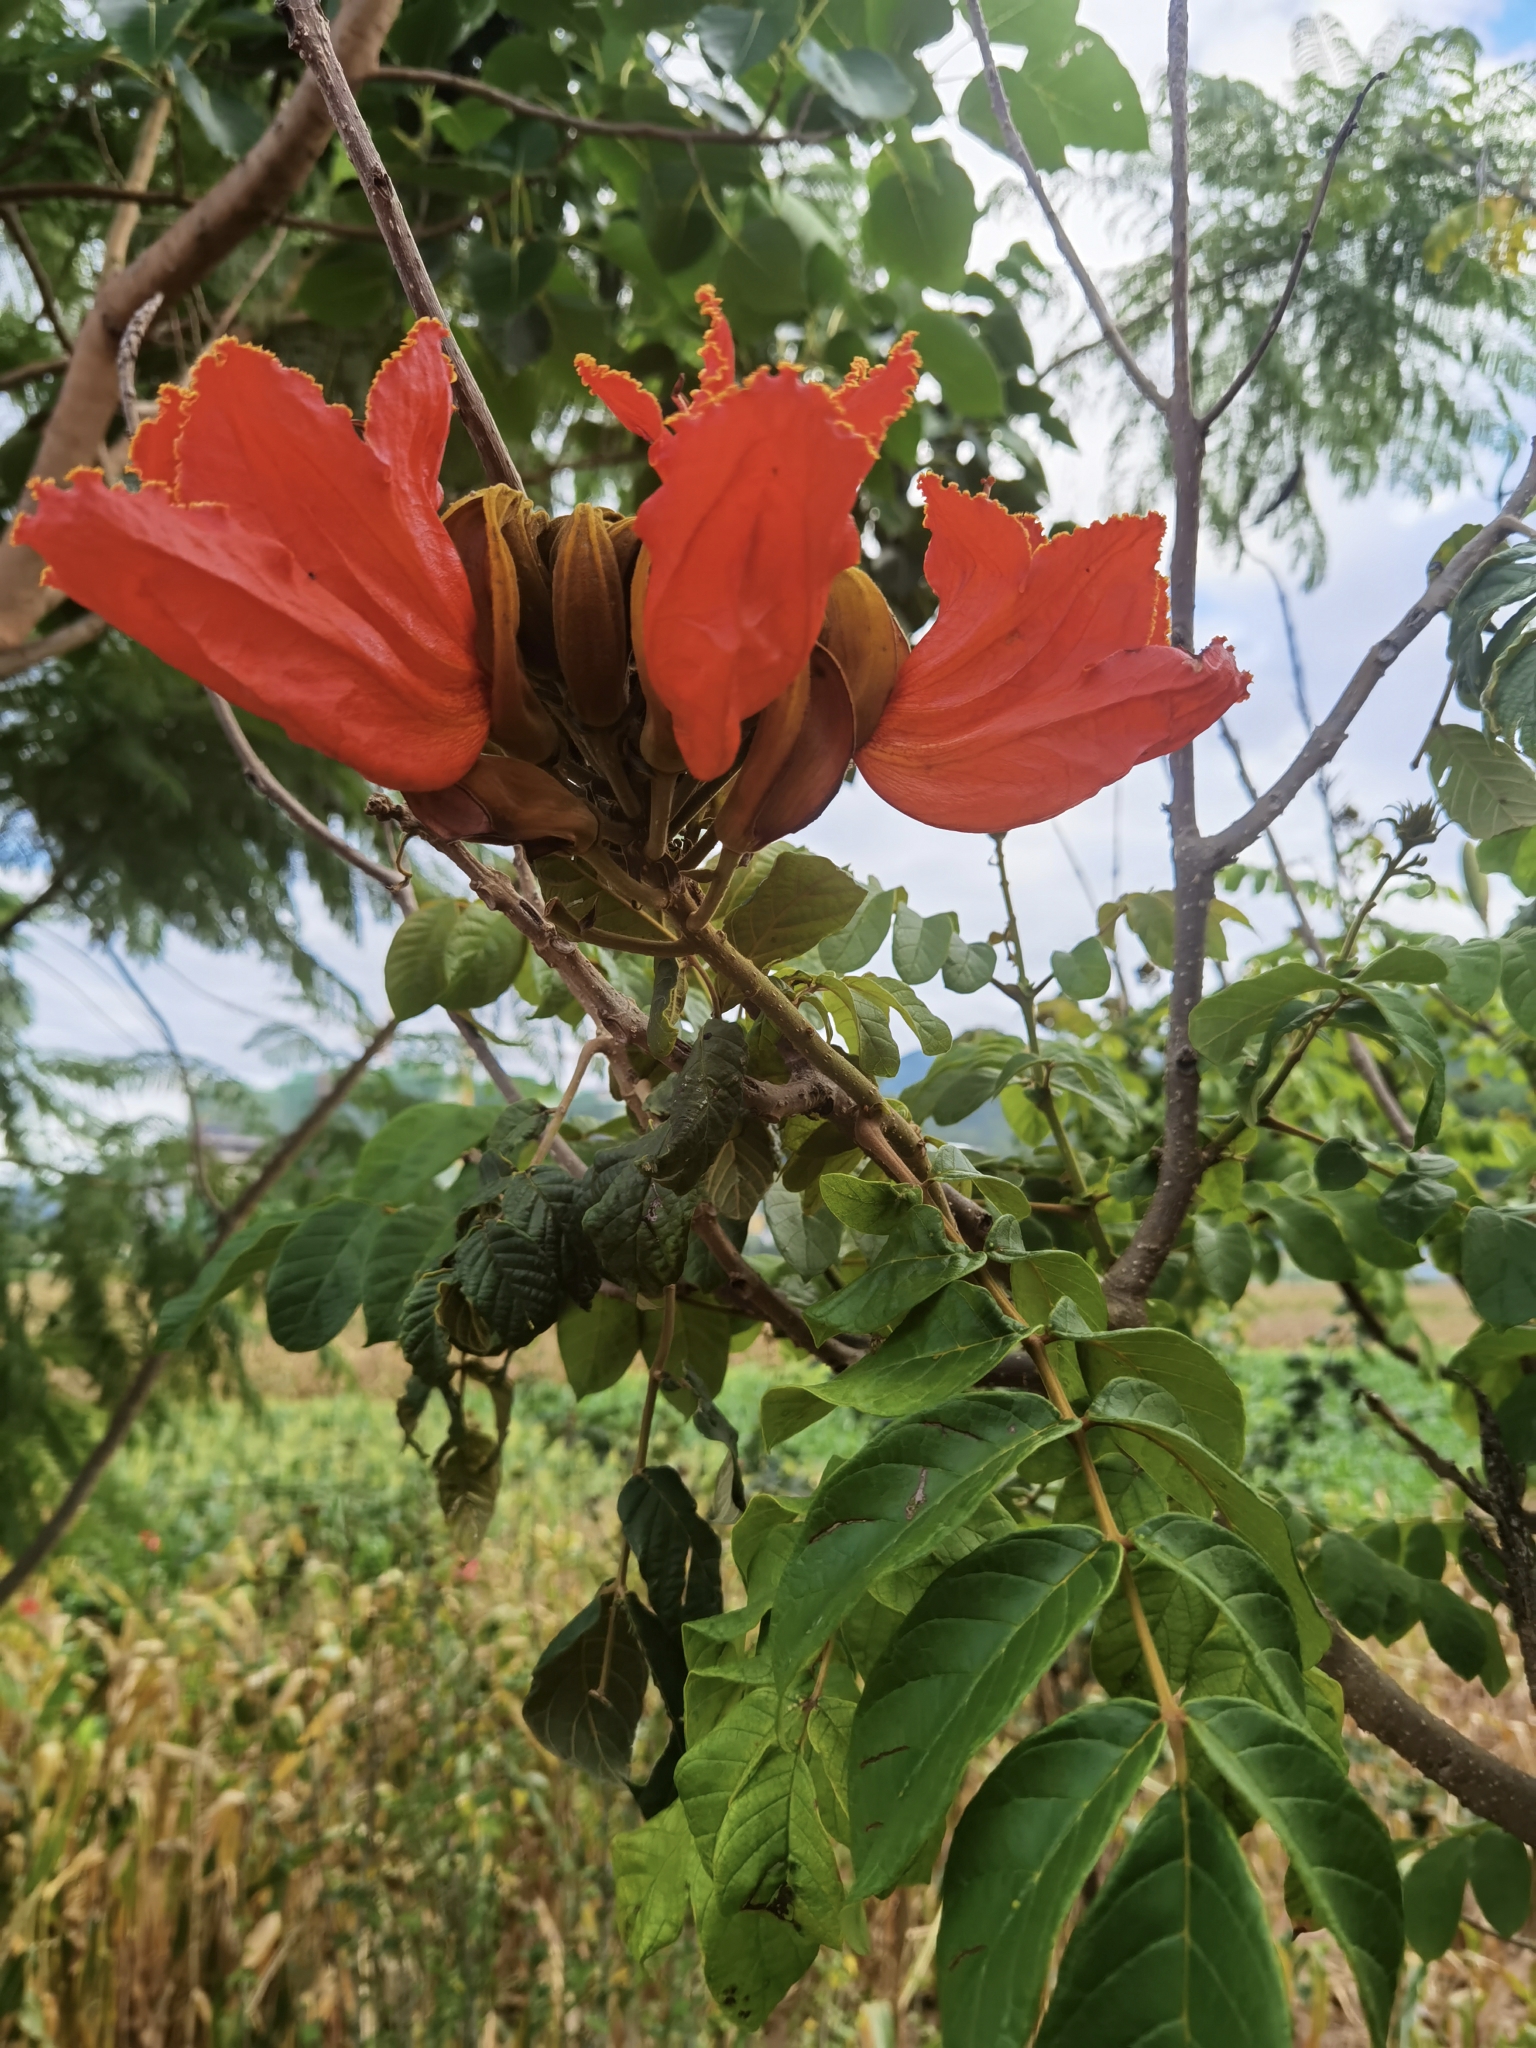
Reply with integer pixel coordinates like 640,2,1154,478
1462,1206,1536,1326
768,1390,1075,1687
711,1740,843,1944
1187,1697,1403,2047
762,1179,843,1277
847,1526,1120,1899
862,139,977,291
938,1700,1163,2047
803,1204,983,1342
1133,1515,1305,1718
441,899,526,1010
722,850,865,966
155,1209,299,1350
618,1465,723,1627
263,1198,382,1351
1034,1782,1289,2048
892,903,957,984
523,1588,649,1784
360,1201,453,1345
1092,1379,1330,1664
809,1282,1022,1417
612,1799,696,1968
798,38,916,119
558,1293,642,1397
1403,1835,1470,1959
1192,1215,1254,1306
350,1101,494,1205
675,1683,781,1870
1077,1328,1244,1468
1472,1828,1531,1938
384,898,459,1019
1426,723,1536,838
818,881,900,973
1501,929,1536,1036
694,1867,819,2030
1187,962,1331,1063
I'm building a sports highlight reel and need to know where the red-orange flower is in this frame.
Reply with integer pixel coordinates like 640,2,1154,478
13,321,487,791
577,288,919,780
857,476,1249,832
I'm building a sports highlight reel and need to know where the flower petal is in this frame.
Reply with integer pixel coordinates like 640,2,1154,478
831,332,920,451
159,331,478,688
636,369,874,778
694,284,736,399
127,382,192,488
575,354,666,443
15,470,488,790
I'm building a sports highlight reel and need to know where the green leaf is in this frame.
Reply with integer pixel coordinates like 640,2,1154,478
1442,934,1504,1008
612,1800,696,1969
1377,1169,1457,1242
1193,1215,1254,1306
762,1180,843,1277
264,1198,381,1351
99,0,200,66
804,1204,984,1342
859,975,952,1055
173,56,264,158
350,1101,494,1205
798,39,916,119
384,898,459,1019
1462,1207,1536,1327
760,1384,834,1451
938,1699,1163,2045
703,1117,777,1221
863,140,977,293
818,1171,920,1236
723,851,865,966
361,1202,453,1345
908,308,1004,420
1247,1188,1356,1282
676,1684,781,1869
1315,1138,1369,1190
848,1526,1120,1899
1035,1782,1289,2048
1078,1327,1245,1468
1010,1248,1106,1332
582,1161,692,1294
694,1871,818,2029
646,1018,747,1191
524,1588,649,1784
1471,1828,1531,1938
1403,1836,1471,1959
1323,1188,1423,1272
1427,724,1536,838
619,1465,723,1627
558,1293,641,1397
1026,26,1147,153
696,0,796,72
441,900,525,1010
1476,825,1536,894
1363,986,1445,1145
943,934,999,993
155,1210,299,1350
1186,1697,1403,2046
1093,1379,1330,1665
818,881,900,973
769,1390,1076,1687
891,903,957,985
1052,936,1112,1000
1134,1515,1305,1717
1188,962,1332,1063
711,1740,843,1944
811,1282,1023,1418
1503,929,1536,1036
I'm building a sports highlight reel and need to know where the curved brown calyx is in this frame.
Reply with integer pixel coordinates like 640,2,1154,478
405,753,599,855
551,502,632,731
443,487,560,764
502,492,558,677
819,565,907,749
713,643,856,854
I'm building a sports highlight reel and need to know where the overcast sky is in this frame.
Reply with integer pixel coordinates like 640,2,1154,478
13,0,1536,1096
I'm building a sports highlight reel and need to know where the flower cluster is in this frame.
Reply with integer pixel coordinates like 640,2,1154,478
14,290,1248,871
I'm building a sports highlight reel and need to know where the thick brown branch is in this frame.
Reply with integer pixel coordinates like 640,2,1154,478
692,1203,860,1370
0,0,402,648
361,66,815,146
1199,73,1383,430
278,0,521,492
1322,1623,1536,1848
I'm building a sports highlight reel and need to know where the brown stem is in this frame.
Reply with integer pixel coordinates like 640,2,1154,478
2,201,73,348
1347,1035,1416,1146
0,873,62,941
0,612,107,678
361,66,824,146
1470,1386,1536,1699
598,1288,675,1697
0,354,68,393
0,0,404,649
0,184,467,242
958,0,1166,414
1340,1285,1420,1366
1359,1389,1486,1504
691,1202,860,1370
529,1036,611,1168
1321,1624,1536,1848
277,0,521,492
448,1011,586,1178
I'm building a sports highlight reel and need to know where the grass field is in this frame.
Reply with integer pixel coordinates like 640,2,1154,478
1,1297,1532,2045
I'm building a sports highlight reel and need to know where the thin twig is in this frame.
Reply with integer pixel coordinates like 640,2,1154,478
205,692,407,898
0,353,68,393
1203,441,1536,870
222,1020,399,1236
1199,74,1384,429
448,1012,586,1177
1347,1034,1416,1146
528,1035,611,1168
690,1203,860,1369
277,0,523,492
102,93,171,276
0,874,62,942
0,612,106,678
1,202,72,348
959,0,1167,414
1218,719,1324,961
0,184,468,241
1359,1389,1486,1502
361,66,824,147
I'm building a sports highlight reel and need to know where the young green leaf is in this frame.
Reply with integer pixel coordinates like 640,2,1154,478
1187,962,1331,1063
384,897,458,1019
769,1390,1076,1688
723,850,866,966
350,1101,495,1205
808,1282,1022,1418
938,1700,1164,2048
1051,934,1112,1000
1314,1137,1369,1190
675,1685,782,1871
1010,1248,1107,1332
891,903,957,984
1077,1327,1245,1469
818,881,901,973
1186,1697,1403,2047
818,1171,920,1236
612,1799,696,1969
1035,1781,1289,2048
264,1197,382,1352
441,899,525,1010
803,1204,984,1342
942,933,999,993
848,1526,1120,1899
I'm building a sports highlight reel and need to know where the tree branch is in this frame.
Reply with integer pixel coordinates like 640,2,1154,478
101,93,171,276
1341,1286,1420,1366
222,1019,398,1235
1321,1623,1536,1848
1347,1033,1416,1146
0,611,106,679
1359,1387,1485,1500
958,0,1167,414
204,692,408,899
691,1203,861,1369
0,873,63,943
1202,440,1536,870
0,0,403,649
1198,74,1383,429
1,201,72,348
361,66,820,146
0,353,68,393
277,0,522,492
0,184,462,240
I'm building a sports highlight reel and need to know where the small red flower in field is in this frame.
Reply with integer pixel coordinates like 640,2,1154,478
577,288,920,780
857,476,1249,832
16,1596,40,1618
138,1530,161,1553
13,321,488,791
456,1557,481,1583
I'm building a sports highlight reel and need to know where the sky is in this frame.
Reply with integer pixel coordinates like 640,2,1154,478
11,0,1536,1102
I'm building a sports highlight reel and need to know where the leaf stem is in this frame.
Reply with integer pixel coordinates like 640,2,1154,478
529,1035,613,1168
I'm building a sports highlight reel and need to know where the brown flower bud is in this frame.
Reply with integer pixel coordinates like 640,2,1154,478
629,548,687,776
551,502,631,731
502,494,558,676
713,644,855,854
405,753,599,856
819,566,907,748
443,487,559,764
